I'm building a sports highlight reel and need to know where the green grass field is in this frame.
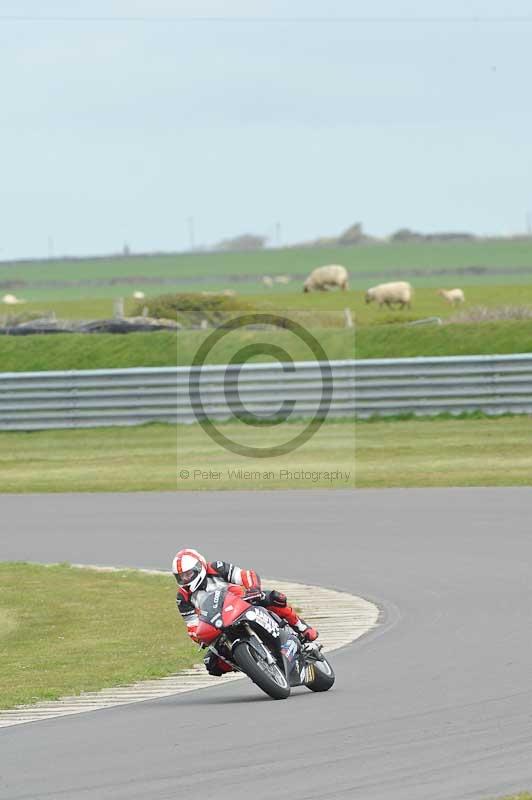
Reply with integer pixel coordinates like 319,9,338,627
1,318,531,372
7,282,532,324
1,242,532,369
1,417,531,493
502,795,532,799
2,239,532,303
497,795,532,800
0,562,195,710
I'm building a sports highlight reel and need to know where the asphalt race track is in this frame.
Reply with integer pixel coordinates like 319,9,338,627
2,488,532,800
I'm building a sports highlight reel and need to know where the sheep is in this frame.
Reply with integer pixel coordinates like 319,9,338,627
274,275,291,284
133,291,145,300
303,264,349,293
262,276,274,288
2,293,25,305
438,288,465,306
365,281,412,309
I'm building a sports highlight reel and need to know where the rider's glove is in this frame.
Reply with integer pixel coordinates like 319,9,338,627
241,569,261,591
244,589,264,603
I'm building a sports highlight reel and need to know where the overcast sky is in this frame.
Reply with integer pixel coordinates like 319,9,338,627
1,0,532,259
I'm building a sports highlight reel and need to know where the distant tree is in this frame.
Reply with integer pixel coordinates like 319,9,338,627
338,222,364,244
338,222,368,245
390,228,475,243
389,228,424,243
216,234,267,251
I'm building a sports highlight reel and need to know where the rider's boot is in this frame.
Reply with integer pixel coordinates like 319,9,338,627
204,652,234,676
293,619,319,642
263,590,319,642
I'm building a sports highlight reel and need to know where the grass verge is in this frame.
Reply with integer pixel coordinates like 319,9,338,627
0,562,195,711
0,329,354,372
1,417,531,492
496,795,532,800
355,319,532,359
1,318,532,372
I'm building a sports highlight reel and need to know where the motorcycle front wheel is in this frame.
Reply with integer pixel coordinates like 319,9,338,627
233,641,290,700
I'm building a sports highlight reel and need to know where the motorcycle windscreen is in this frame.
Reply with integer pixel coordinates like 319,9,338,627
195,587,228,623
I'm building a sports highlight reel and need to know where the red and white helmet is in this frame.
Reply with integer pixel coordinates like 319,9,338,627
172,548,207,592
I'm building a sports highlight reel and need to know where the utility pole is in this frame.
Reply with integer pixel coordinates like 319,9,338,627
275,221,282,247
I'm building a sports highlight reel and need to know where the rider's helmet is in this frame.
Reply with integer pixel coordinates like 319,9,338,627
172,548,207,593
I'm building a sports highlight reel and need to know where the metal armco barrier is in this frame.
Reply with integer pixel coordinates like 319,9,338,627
1,354,532,431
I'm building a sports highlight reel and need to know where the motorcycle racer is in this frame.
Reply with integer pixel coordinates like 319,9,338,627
172,548,319,676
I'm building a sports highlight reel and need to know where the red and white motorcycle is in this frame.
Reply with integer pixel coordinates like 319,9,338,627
194,584,335,700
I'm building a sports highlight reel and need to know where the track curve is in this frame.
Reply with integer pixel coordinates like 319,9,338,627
2,488,532,800
0,570,378,727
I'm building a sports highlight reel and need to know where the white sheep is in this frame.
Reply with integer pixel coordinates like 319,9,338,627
274,275,291,284
133,291,145,300
438,288,465,306
365,281,412,309
303,264,349,293
262,276,274,288
2,293,25,305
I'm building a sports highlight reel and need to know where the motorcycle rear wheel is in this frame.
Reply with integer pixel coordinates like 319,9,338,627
305,657,335,692
233,642,290,700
